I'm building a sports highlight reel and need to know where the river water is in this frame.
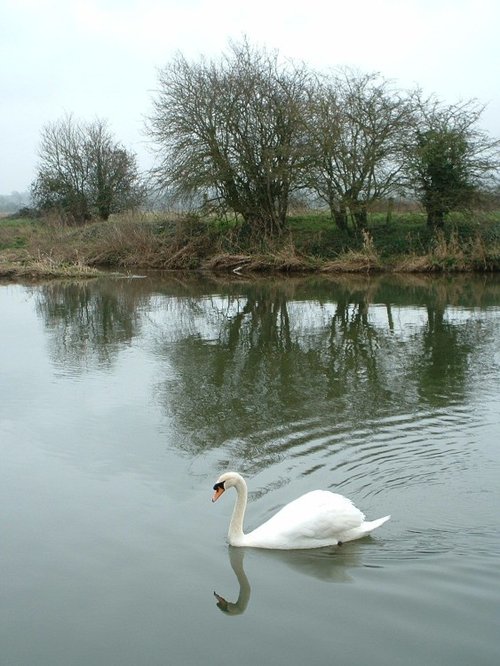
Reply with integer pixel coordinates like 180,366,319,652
1,273,499,666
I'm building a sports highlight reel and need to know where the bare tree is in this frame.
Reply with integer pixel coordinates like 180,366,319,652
32,115,144,223
304,70,412,231
403,94,500,227
147,40,311,237
85,119,144,221
32,115,90,221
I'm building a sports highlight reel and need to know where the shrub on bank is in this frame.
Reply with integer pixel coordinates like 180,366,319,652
2,209,500,276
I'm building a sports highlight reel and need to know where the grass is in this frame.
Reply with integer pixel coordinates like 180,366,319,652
0,217,38,251
320,231,381,273
1,208,500,279
0,249,103,281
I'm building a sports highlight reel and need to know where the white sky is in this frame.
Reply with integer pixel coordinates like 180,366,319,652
1,0,499,193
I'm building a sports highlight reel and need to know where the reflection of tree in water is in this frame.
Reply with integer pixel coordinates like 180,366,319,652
414,303,470,406
157,275,499,459
31,272,500,460
34,278,150,370
409,295,491,408
161,286,394,458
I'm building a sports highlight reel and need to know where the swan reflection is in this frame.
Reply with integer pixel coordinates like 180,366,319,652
214,542,363,615
214,548,251,615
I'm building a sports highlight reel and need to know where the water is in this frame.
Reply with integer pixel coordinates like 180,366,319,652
1,273,499,666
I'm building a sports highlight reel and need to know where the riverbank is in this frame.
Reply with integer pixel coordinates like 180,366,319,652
1,210,500,279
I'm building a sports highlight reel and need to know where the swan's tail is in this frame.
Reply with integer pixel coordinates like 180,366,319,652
363,515,391,532
339,515,391,543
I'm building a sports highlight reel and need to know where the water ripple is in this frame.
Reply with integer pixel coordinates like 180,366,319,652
245,402,480,496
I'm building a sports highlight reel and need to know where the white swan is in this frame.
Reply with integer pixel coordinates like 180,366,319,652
212,472,390,549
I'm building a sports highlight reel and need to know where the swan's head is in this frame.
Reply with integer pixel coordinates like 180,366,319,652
212,472,244,502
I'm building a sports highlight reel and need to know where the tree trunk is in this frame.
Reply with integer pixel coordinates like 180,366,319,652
242,210,286,241
426,207,445,228
352,204,368,231
71,191,91,225
386,197,394,226
332,206,348,231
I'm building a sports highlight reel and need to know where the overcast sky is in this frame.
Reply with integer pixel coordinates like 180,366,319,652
1,0,499,194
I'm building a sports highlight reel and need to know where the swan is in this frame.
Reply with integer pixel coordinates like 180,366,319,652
212,472,390,549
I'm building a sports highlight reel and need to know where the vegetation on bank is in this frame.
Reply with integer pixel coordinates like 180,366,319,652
31,115,144,224
1,208,500,280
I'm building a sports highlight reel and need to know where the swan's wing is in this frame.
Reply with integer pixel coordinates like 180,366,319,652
248,490,365,546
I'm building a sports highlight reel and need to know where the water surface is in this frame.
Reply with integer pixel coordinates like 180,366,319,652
1,273,499,666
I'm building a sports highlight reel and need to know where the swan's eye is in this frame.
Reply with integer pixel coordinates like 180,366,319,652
213,481,225,491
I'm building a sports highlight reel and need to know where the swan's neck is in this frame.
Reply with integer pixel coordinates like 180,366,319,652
228,477,248,546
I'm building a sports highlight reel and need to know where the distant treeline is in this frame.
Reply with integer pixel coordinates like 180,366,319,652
0,191,30,215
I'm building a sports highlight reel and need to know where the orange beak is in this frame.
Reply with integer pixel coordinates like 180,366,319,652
212,486,225,502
